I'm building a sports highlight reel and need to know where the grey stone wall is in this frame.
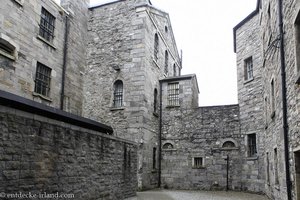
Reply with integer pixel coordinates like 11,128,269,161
0,104,137,200
83,0,181,190
161,104,242,190
234,11,265,193
235,0,300,199
0,0,88,115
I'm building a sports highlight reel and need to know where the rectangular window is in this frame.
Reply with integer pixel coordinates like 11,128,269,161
244,57,253,81
192,157,204,168
274,148,279,184
168,82,179,106
295,11,300,83
266,152,270,185
247,133,257,157
39,7,55,42
271,79,275,117
34,62,51,97
153,147,156,169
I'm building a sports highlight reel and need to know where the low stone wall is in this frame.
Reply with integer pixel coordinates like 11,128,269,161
0,93,137,200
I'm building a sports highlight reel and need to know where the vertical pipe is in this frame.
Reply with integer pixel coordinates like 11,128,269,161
226,155,229,191
158,81,163,188
60,15,69,110
277,0,292,199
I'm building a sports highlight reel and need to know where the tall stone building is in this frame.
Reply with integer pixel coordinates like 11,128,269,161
2,0,300,199
234,0,300,199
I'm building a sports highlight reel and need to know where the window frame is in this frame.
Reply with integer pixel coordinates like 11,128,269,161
34,62,52,97
244,56,253,81
192,157,204,168
247,133,257,157
167,82,180,107
39,7,55,43
113,80,124,108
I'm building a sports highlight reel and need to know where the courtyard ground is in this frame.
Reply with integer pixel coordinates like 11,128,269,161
125,190,269,200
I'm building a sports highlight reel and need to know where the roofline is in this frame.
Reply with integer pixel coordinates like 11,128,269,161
233,0,260,53
0,90,114,134
160,74,200,93
89,0,123,10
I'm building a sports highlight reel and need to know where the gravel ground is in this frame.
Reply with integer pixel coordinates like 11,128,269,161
125,190,269,200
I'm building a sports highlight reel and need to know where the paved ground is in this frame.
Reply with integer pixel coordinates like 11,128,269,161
125,190,269,200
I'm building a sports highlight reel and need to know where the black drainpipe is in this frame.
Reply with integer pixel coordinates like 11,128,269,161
158,81,163,188
278,0,292,199
60,15,70,110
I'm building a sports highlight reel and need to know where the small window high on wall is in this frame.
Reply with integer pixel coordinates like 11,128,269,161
294,9,300,83
113,80,123,108
244,56,253,81
154,33,159,62
164,50,169,75
167,82,179,106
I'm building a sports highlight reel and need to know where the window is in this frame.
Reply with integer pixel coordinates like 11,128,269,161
34,62,51,97
266,152,270,185
154,33,159,62
222,141,235,148
163,143,174,149
173,64,176,76
164,50,168,75
247,133,257,157
274,148,279,184
165,26,168,33
113,80,123,108
154,88,158,113
192,157,204,168
244,57,253,81
153,147,157,169
39,7,55,43
168,82,179,106
271,79,275,116
0,35,18,60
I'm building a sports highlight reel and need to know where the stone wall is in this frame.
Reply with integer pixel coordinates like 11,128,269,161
0,95,137,200
234,10,265,193
161,105,242,190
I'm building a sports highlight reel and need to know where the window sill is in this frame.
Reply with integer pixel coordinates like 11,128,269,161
32,92,52,102
246,156,258,160
163,148,177,151
0,50,16,61
37,35,56,49
244,77,254,84
192,166,206,169
166,105,180,108
110,107,125,111
220,147,239,151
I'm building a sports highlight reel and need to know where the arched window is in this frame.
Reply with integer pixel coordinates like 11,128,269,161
164,50,168,74
163,143,173,149
154,88,158,113
113,80,123,107
173,64,176,76
154,33,159,62
222,141,236,148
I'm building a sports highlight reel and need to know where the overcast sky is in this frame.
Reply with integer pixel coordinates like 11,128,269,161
57,0,257,106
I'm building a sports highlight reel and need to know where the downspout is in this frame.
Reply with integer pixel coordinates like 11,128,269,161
158,81,162,188
60,15,70,110
277,0,292,199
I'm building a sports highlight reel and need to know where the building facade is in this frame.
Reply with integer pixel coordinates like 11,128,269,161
234,0,300,199
2,0,300,199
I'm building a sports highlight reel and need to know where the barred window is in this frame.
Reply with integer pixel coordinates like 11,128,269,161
244,57,253,81
168,82,179,106
193,157,204,168
154,34,159,62
247,133,257,157
34,62,51,97
113,80,123,108
154,88,158,113
164,50,168,75
39,7,55,42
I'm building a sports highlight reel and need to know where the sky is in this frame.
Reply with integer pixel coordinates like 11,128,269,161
57,0,257,106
